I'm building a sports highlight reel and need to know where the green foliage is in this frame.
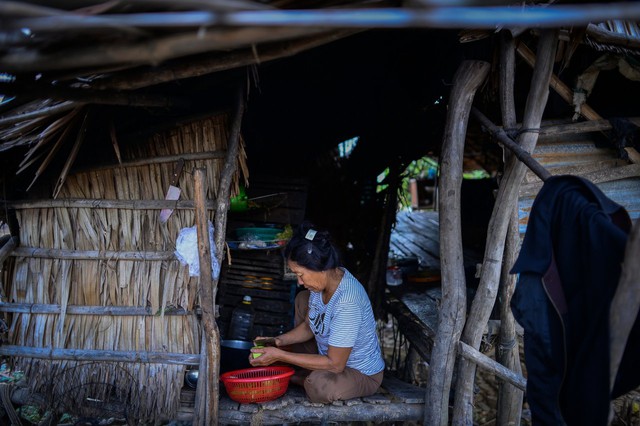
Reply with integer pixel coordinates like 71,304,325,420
398,156,439,211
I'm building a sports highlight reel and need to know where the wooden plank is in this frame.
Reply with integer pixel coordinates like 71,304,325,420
218,398,423,424
382,375,425,404
385,292,435,362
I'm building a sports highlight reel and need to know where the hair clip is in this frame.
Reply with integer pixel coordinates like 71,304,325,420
305,229,317,241
307,247,313,254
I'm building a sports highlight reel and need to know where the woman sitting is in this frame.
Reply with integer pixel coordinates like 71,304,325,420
249,222,385,403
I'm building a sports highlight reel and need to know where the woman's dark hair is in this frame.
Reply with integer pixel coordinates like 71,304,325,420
284,221,341,272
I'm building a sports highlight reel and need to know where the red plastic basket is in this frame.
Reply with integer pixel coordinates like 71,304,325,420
220,366,295,404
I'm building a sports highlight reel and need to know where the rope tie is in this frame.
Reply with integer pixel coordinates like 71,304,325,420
498,337,517,355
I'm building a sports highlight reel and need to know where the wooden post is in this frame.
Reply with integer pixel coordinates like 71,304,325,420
368,164,400,316
424,59,490,426
452,30,558,425
193,84,246,425
496,30,524,426
193,168,219,426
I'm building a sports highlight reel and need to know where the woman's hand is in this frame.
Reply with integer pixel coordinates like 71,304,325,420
248,346,281,366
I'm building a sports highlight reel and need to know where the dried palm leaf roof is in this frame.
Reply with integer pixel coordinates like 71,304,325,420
3,0,640,193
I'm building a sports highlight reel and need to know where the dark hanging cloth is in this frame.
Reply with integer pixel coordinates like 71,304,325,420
510,175,639,426
608,117,640,160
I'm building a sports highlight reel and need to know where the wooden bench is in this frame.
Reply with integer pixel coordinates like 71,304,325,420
179,374,425,424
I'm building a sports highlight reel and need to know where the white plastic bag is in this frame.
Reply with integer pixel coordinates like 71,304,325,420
175,221,221,280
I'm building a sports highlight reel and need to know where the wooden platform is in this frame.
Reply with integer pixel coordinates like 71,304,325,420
389,209,482,273
176,375,424,424
218,375,424,424
386,209,483,362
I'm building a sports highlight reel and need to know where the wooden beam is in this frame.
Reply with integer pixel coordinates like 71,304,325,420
472,107,552,181
0,303,191,316
3,198,217,210
0,81,189,108
539,118,640,137
586,22,640,50
0,345,200,365
86,149,227,171
458,342,526,391
11,247,175,261
0,101,79,127
516,40,601,121
0,26,329,72
94,30,362,91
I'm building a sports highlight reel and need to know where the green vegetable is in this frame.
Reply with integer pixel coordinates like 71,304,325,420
252,345,263,358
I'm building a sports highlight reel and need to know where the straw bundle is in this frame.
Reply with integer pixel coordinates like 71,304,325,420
8,113,247,422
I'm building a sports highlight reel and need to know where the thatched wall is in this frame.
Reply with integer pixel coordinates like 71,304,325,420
5,112,246,422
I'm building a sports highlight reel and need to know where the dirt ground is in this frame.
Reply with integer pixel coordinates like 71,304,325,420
378,315,640,426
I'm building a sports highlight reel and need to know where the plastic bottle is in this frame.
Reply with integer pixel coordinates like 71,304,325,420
386,256,403,286
227,295,255,341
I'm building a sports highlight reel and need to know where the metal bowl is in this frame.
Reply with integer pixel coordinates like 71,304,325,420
185,369,199,388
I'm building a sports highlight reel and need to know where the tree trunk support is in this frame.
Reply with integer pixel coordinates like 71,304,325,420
496,29,524,426
193,84,246,425
451,30,558,425
424,59,490,426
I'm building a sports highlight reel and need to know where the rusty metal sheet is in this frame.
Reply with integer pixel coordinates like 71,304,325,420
518,137,640,236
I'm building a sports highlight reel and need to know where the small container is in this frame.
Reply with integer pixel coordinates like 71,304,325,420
386,265,403,286
227,296,255,341
221,366,295,404
185,369,199,388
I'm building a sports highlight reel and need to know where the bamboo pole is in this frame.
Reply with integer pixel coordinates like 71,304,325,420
193,168,218,426
0,303,192,315
452,30,558,425
87,150,227,171
471,108,551,182
7,4,640,33
3,198,217,210
424,59,490,426
11,247,175,260
496,30,524,426
0,345,200,365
